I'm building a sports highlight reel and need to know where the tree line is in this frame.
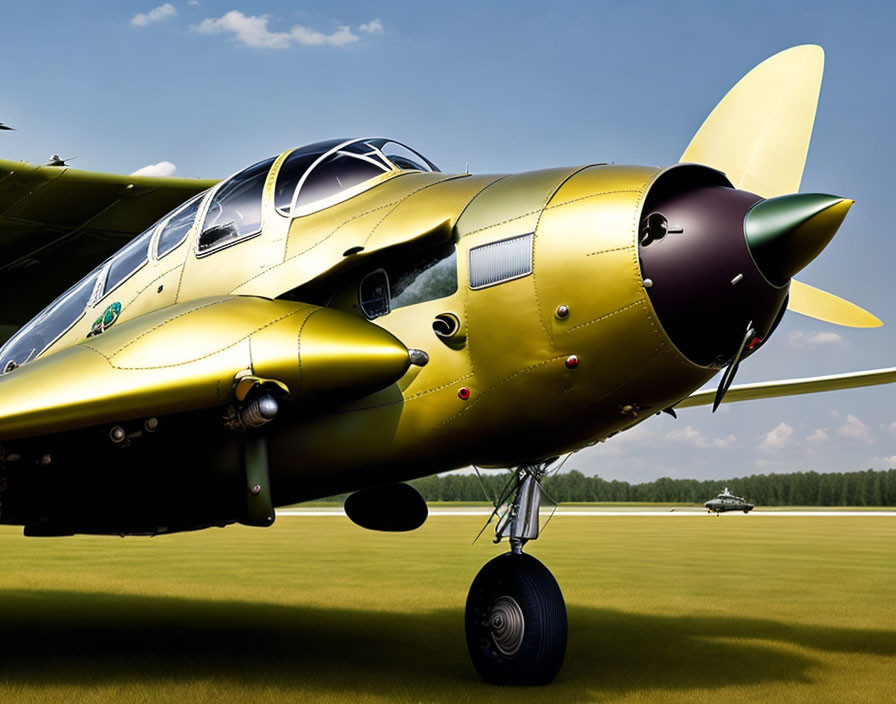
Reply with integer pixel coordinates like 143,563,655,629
404,468,896,506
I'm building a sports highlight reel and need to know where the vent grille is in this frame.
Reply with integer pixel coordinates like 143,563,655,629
468,234,534,289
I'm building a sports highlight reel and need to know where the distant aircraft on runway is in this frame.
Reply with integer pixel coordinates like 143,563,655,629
705,488,755,514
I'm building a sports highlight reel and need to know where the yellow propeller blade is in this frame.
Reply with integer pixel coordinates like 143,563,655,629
681,45,823,198
788,279,882,328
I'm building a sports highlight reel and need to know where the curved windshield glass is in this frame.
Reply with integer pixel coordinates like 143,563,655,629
375,140,438,172
156,193,205,259
296,144,391,209
274,139,350,213
0,269,100,372
102,226,155,296
197,157,275,254
275,138,439,217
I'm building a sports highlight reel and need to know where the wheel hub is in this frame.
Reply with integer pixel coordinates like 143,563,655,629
488,595,525,656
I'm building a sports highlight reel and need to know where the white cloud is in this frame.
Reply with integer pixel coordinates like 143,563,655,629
877,456,896,468
359,18,384,34
664,426,737,449
131,161,177,177
291,23,358,47
194,11,366,49
888,421,896,435
759,422,794,453
713,433,738,449
787,331,845,349
188,0,200,5
131,3,177,27
837,414,873,444
195,12,291,48
805,427,830,455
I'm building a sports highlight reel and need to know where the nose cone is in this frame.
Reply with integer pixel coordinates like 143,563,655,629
744,194,853,287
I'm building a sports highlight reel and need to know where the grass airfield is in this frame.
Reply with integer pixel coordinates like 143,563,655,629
0,513,893,703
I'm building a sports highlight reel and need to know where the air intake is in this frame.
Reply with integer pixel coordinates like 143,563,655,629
468,234,533,289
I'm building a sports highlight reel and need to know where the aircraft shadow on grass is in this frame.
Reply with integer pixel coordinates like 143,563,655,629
0,590,892,699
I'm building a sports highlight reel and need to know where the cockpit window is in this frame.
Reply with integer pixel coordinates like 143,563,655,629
197,157,275,254
155,193,205,259
0,268,100,372
376,141,437,173
275,138,439,217
102,226,155,296
273,139,349,214
296,145,391,210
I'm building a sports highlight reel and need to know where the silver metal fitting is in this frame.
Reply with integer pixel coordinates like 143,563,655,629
408,348,430,367
240,394,279,428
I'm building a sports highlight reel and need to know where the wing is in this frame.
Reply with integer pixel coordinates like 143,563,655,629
0,158,218,341
677,367,896,409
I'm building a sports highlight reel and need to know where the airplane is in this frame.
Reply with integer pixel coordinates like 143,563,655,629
0,45,895,685
704,487,754,514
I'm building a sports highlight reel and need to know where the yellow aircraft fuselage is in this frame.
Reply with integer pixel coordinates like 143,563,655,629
0,153,727,527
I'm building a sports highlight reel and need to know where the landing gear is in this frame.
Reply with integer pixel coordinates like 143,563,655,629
465,552,567,685
465,461,567,685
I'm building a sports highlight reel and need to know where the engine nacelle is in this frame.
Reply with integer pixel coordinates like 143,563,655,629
0,296,414,440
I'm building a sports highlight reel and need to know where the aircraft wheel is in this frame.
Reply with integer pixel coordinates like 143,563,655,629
465,552,567,685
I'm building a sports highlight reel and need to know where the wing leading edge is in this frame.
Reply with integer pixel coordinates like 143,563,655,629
0,157,218,337
678,367,896,409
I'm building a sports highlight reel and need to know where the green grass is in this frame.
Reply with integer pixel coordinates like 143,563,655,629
0,516,893,703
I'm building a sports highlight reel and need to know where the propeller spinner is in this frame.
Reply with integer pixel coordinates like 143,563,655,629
638,173,856,408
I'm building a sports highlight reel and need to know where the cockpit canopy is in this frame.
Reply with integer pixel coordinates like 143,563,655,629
0,138,438,373
275,138,437,217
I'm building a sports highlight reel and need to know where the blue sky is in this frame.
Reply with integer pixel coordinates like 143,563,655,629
1,1,895,482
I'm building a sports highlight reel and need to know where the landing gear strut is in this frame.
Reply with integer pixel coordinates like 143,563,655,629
465,461,567,685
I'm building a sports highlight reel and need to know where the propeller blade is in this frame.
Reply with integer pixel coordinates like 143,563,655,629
713,321,755,412
788,279,883,328
681,45,823,198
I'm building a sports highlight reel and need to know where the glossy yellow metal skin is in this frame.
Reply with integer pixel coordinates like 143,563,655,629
0,297,410,440
263,165,714,489
0,150,716,496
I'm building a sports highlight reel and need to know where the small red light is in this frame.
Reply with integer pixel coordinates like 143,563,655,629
748,337,762,350
458,387,471,400
565,355,579,369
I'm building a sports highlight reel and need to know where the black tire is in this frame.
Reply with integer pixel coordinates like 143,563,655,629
465,552,567,685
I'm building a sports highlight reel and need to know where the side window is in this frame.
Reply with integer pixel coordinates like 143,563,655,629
197,157,274,254
102,226,155,296
391,244,458,309
156,194,204,259
0,270,100,371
